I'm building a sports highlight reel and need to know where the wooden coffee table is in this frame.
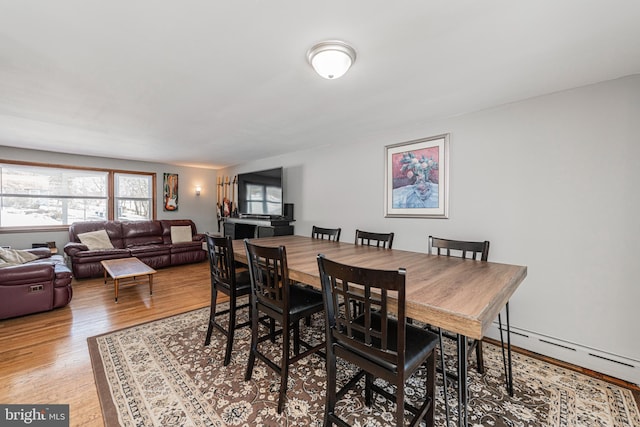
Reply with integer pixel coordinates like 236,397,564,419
101,257,157,302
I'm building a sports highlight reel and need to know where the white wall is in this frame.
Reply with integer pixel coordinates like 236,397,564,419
223,75,640,383
0,148,218,249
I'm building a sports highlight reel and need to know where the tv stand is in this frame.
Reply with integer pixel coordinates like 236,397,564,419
223,216,294,239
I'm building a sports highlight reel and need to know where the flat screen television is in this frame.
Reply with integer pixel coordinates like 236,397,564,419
237,167,284,217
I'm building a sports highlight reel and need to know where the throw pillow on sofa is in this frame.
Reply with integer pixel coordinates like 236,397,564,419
78,229,115,250
0,247,39,268
171,226,193,243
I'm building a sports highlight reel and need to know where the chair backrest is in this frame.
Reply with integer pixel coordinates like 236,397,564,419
244,239,290,313
428,235,490,261
317,254,406,369
311,226,342,242
354,229,394,249
205,234,238,288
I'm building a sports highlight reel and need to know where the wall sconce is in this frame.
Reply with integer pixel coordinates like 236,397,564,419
195,186,201,196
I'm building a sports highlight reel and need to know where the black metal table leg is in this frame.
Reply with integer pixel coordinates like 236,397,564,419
457,334,468,427
506,302,513,396
498,301,514,397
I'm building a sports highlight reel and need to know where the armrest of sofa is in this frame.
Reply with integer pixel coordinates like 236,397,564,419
193,233,205,242
64,242,89,257
0,263,54,286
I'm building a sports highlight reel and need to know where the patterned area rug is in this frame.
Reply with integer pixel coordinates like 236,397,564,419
88,303,640,426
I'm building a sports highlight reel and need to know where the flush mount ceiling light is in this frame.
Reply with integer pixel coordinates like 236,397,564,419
306,40,356,79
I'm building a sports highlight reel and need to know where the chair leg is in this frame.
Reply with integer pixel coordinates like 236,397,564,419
204,287,218,346
270,317,276,343
278,322,291,414
224,296,237,366
475,340,484,374
244,303,259,381
293,321,301,356
324,349,337,427
365,373,373,406
425,352,435,427
396,379,404,427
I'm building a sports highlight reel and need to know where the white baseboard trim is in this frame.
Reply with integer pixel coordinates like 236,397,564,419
484,322,640,387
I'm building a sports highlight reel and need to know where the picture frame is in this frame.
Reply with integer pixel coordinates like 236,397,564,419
384,134,449,218
163,173,179,211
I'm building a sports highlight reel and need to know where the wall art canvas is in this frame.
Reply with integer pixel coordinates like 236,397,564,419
384,134,449,218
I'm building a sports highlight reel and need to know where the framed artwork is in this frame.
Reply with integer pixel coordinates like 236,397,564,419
163,173,179,211
384,134,449,218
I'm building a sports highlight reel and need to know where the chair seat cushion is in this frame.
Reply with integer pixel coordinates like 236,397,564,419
288,283,324,318
343,313,438,373
213,270,251,295
234,270,252,293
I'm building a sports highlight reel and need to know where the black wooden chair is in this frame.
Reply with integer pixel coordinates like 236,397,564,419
428,235,512,396
354,229,394,248
311,226,342,242
351,229,395,318
244,239,325,414
317,254,437,427
203,234,251,366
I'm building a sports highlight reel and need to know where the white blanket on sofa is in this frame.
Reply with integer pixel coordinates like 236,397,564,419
0,248,39,268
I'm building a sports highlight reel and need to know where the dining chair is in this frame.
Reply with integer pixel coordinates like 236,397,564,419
203,234,251,366
428,235,512,396
352,229,395,318
311,225,342,242
244,239,325,414
354,229,394,248
317,254,437,427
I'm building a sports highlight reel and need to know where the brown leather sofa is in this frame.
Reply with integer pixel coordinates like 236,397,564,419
0,248,73,320
64,219,207,279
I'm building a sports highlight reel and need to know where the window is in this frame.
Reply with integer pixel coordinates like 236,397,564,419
0,162,155,230
115,173,153,221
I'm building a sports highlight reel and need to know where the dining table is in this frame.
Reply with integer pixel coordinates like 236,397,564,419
232,234,528,427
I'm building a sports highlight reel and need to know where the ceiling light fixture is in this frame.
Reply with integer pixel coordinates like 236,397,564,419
307,40,356,79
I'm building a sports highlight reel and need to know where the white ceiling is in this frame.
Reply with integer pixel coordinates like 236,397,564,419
1,1,639,169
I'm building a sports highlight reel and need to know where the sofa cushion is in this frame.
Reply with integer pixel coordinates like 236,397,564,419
121,220,164,247
128,245,171,256
170,240,203,253
171,225,193,243
72,248,131,263
78,230,114,250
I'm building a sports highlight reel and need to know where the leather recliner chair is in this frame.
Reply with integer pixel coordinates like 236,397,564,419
0,248,73,320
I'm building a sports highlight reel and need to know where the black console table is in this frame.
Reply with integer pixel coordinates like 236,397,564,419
223,217,294,239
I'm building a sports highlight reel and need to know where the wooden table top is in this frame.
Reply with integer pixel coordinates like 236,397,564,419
101,257,157,279
232,235,527,340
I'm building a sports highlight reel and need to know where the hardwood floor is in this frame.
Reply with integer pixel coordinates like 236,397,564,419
1,260,638,426
0,261,216,426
